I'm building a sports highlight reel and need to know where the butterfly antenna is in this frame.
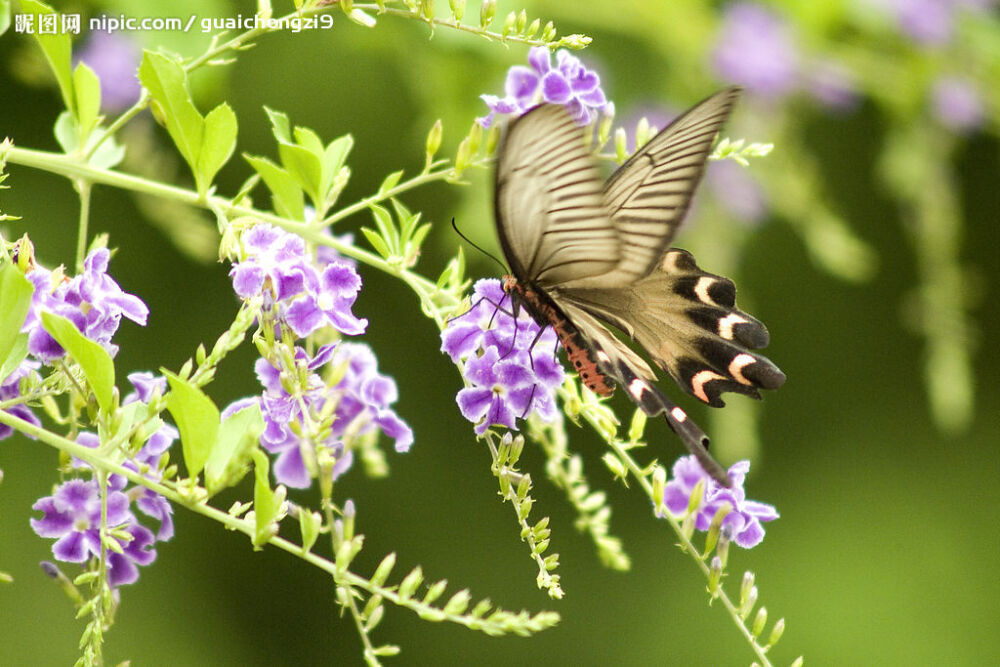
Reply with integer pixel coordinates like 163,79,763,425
451,218,508,274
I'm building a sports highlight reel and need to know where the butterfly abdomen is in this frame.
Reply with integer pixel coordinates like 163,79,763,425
503,275,616,396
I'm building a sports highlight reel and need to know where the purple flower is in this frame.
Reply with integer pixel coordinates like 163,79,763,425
248,342,411,488
931,76,985,133
31,476,165,586
893,0,955,46
804,60,860,111
74,32,142,112
706,160,768,225
106,523,156,586
0,360,41,441
479,46,612,128
663,455,778,548
230,224,367,338
443,279,564,435
21,248,148,362
66,373,176,540
124,371,167,404
712,3,799,100
31,479,130,562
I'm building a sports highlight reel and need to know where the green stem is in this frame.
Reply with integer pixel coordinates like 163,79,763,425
74,179,92,273
321,159,451,227
359,4,553,47
4,146,445,291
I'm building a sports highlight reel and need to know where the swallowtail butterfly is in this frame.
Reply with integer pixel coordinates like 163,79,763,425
494,87,785,485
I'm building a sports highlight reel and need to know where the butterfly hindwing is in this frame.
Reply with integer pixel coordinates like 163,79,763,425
560,248,785,408
558,300,730,483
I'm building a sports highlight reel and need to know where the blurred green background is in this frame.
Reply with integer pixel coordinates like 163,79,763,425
1,0,999,664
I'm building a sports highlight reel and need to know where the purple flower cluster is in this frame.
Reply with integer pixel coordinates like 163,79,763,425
228,224,410,488
0,360,41,441
931,76,986,133
663,455,778,549
712,3,858,110
871,0,995,47
706,160,768,226
228,342,412,489
479,46,612,128
74,32,142,112
230,224,367,338
31,480,156,587
21,247,149,362
31,373,176,587
441,279,564,435
1,245,148,443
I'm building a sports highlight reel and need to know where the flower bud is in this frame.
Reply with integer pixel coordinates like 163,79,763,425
467,120,483,155
501,11,516,38
525,18,540,38
480,0,496,28
541,21,556,42
425,119,443,161
707,556,723,595
453,137,472,177
614,127,628,163
751,607,768,638
767,617,785,647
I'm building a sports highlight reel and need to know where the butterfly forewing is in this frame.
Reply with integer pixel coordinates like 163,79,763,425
595,87,742,286
495,104,618,287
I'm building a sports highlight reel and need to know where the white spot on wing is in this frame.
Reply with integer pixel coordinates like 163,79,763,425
729,353,756,385
597,350,610,363
691,370,725,403
628,378,646,400
694,277,716,305
718,313,748,340
661,251,680,272
670,407,687,423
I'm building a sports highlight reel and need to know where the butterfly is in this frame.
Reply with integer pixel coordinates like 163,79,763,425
493,87,785,485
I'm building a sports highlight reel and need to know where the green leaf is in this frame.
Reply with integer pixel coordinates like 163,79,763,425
0,0,11,37
204,402,263,496
361,227,391,259
41,312,115,413
0,263,34,369
251,448,284,548
53,111,76,153
378,170,404,196
21,0,73,114
197,102,238,193
278,141,323,205
293,126,324,156
263,106,292,143
409,223,432,253
322,135,354,193
0,334,28,385
72,62,101,143
369,204,397,251
244,155,304,220
138,51,204,180
163,370,219,478
87,133,126,170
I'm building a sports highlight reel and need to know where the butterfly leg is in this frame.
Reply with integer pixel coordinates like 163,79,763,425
519,383,538,419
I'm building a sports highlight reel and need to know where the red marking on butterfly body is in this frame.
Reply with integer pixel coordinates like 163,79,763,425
503,275,616,396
